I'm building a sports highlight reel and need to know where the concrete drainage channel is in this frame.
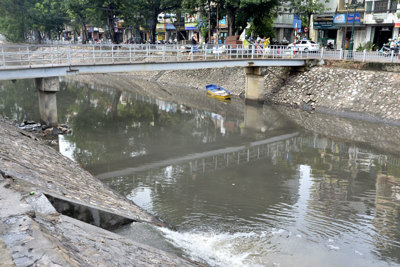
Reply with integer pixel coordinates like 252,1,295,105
43,194,135,230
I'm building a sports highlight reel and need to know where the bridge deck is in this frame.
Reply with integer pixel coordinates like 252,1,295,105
1,43,399,81
0,58,306,80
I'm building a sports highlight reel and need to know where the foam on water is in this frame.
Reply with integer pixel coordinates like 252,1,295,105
158,227,268,267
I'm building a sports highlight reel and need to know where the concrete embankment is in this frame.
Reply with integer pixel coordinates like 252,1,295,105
275,105,400,155
88,60,400,124
0,118,198,266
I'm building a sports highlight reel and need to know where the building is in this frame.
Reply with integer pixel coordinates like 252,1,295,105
273,14,296,43
364,0,400,48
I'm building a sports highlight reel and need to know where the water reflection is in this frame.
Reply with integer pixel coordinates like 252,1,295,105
1,79,400,266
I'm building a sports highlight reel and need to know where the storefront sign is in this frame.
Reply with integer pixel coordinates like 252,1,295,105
293,14,302,29
347,13,361,23
219,17,227,28
395,23,400,28
185,13,199,30
333,14,346,24
156,24,166,32
313,21,334,28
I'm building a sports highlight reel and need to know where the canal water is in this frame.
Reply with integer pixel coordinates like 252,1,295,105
1,79,400,266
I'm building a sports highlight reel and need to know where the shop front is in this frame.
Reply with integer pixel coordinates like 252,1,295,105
313,14,338,46
334,12,365,50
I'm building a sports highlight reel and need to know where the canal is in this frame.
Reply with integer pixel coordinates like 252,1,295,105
1,79,400,266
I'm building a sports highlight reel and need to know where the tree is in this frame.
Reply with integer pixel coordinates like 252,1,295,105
283,0,329,38
0,0,33,42
139,0,183,43
247,16,275,39
66,0,95,44
0,0,69,43
183,0,279,38
31,0,70,41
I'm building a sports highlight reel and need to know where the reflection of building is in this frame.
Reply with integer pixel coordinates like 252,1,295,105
373,174,400,256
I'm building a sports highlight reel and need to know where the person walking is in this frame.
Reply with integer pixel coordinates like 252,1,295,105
187,33,198,60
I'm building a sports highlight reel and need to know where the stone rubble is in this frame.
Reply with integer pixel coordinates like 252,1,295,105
110,61,400,123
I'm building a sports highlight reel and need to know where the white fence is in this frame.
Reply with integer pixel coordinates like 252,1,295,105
0,44,398,68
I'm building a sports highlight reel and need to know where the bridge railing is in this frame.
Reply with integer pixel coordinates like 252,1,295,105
0,44,399,68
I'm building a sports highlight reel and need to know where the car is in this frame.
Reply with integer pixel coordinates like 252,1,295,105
287,40,320,52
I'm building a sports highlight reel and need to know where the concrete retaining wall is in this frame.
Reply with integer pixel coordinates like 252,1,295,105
119,61,400,123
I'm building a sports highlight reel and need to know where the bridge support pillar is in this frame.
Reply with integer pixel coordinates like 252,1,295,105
244,66,267,103
35,77,59,127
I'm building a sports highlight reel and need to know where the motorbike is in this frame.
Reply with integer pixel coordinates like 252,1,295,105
325,42,334,50
379,44,399,57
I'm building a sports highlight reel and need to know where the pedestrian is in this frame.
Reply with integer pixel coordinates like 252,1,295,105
187,32,199,60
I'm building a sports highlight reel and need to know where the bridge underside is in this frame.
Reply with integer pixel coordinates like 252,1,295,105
0,59,306,81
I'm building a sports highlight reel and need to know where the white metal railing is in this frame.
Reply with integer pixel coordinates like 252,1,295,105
0,44,398,68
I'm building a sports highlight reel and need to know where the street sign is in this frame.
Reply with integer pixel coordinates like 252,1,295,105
304,27,309,33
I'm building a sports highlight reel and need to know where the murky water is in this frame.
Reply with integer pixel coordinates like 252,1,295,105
1,79,400,266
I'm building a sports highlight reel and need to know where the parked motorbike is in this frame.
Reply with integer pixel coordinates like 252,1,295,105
325,42,334,50
380,44,399,57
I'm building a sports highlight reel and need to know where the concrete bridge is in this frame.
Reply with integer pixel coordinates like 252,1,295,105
0,43,313,126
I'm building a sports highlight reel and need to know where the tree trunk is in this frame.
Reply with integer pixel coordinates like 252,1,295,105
150,9,159,43
307,13,312,39
107,6,118,44
36,30,42,44
228,12,236,36
81,23,88,44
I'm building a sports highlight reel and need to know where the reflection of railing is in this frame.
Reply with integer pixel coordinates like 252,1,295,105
96,132,299,180
0,43,399,68
188,139,291,174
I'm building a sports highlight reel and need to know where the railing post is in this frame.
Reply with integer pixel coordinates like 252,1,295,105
129,44,132,63
339,48,343,60
217,45,220,60
100,45,102,63
67,45,71,65
363,49,366,62
50,46,53,66
162,45,165,61
27,46,30,65
391,50,394,62
320,47,324,59
204,44,207,60
251,44,254,59
92,44,95,64
57,45,60,64
176,44,179,61
112,44,114,63
1,46,5,66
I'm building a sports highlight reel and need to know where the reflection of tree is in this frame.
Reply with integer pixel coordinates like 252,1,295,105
59,85,241,171
0,80,39,122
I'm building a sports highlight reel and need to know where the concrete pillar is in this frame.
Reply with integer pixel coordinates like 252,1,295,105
35,77,59,127
244,66,267,103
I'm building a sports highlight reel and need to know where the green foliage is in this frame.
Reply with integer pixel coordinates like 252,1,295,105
356,41,377,51
0,0,69,43
197,16,209,40
247,16,275,39
0,0,279,43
